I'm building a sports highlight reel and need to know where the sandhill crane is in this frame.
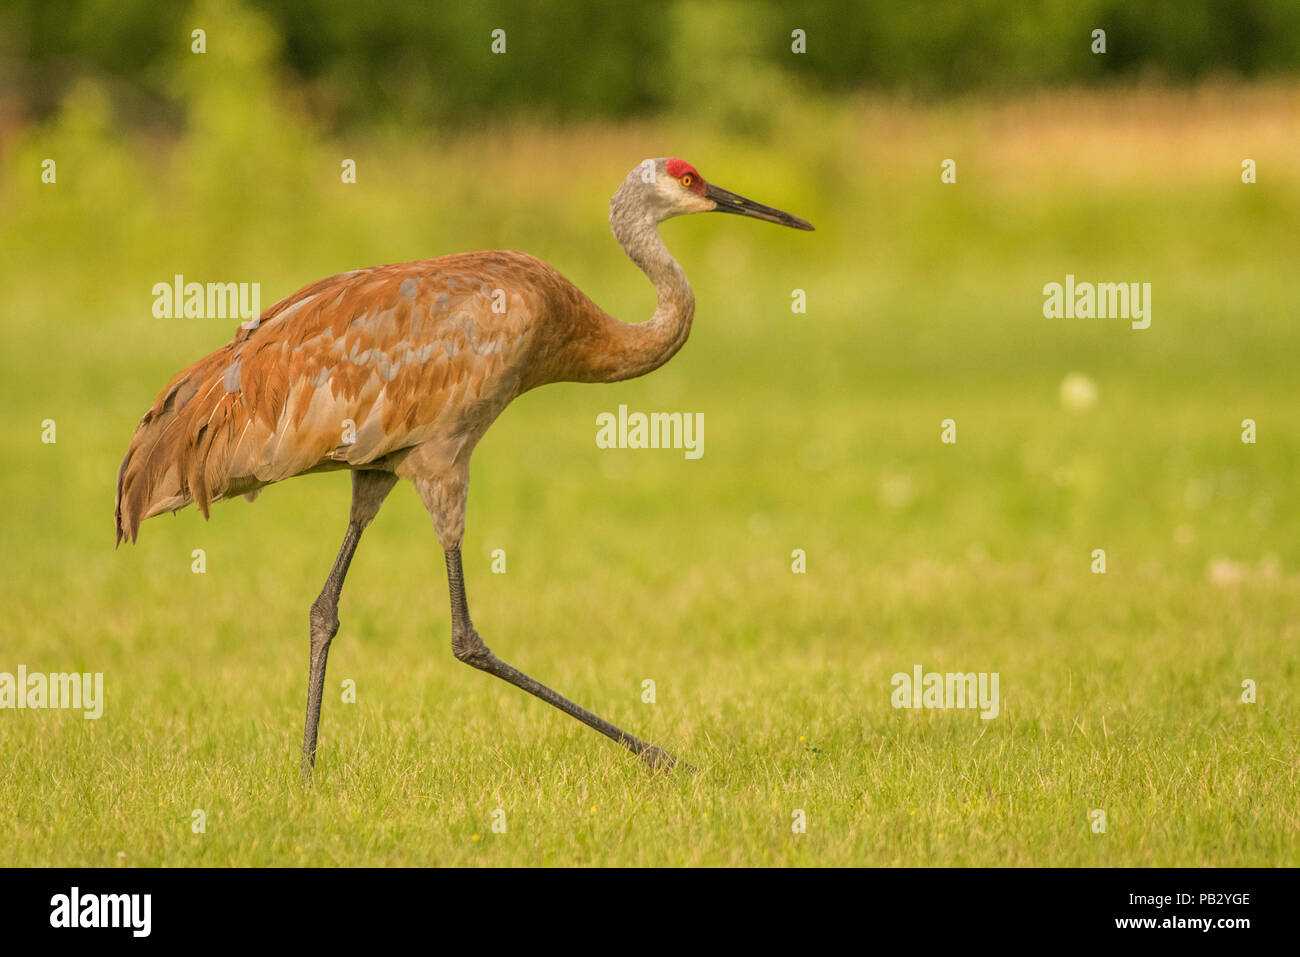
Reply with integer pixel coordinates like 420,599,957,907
115,158,813,778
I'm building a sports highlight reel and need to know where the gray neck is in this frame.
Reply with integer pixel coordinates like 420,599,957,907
601,182,695,381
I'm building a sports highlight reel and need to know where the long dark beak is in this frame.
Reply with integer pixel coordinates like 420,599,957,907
705,183,815,231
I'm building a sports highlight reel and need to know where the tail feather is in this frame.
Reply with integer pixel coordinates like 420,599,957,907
114,346,243,545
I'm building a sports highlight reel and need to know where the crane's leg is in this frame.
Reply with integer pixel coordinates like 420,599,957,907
301,469,398,783
412,475,683,771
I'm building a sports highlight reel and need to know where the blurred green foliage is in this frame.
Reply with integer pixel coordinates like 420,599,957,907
3,0,1299,131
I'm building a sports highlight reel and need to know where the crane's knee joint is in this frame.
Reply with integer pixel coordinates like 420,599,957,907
452,627,493,670
309,599,339,642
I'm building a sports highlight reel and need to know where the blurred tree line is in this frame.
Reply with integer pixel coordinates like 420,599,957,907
3,0,1298,131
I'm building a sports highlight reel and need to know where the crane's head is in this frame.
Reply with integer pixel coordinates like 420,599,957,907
617,158,814,231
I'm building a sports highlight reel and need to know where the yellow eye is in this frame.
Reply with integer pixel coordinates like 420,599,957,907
680,174,694,188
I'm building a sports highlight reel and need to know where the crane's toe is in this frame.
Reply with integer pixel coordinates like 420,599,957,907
639,744,695,774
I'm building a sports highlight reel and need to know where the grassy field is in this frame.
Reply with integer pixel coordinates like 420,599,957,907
1,62,1298,865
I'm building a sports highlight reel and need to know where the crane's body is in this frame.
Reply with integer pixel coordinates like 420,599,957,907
117,252,615,538
115,158,812,776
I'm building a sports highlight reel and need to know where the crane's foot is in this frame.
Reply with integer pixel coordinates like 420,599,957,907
637,743,697,775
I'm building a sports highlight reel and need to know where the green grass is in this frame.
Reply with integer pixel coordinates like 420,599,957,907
1,54,1297,864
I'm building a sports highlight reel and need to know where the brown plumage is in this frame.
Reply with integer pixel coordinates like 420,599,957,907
115,158,812,777
116,252,625,544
